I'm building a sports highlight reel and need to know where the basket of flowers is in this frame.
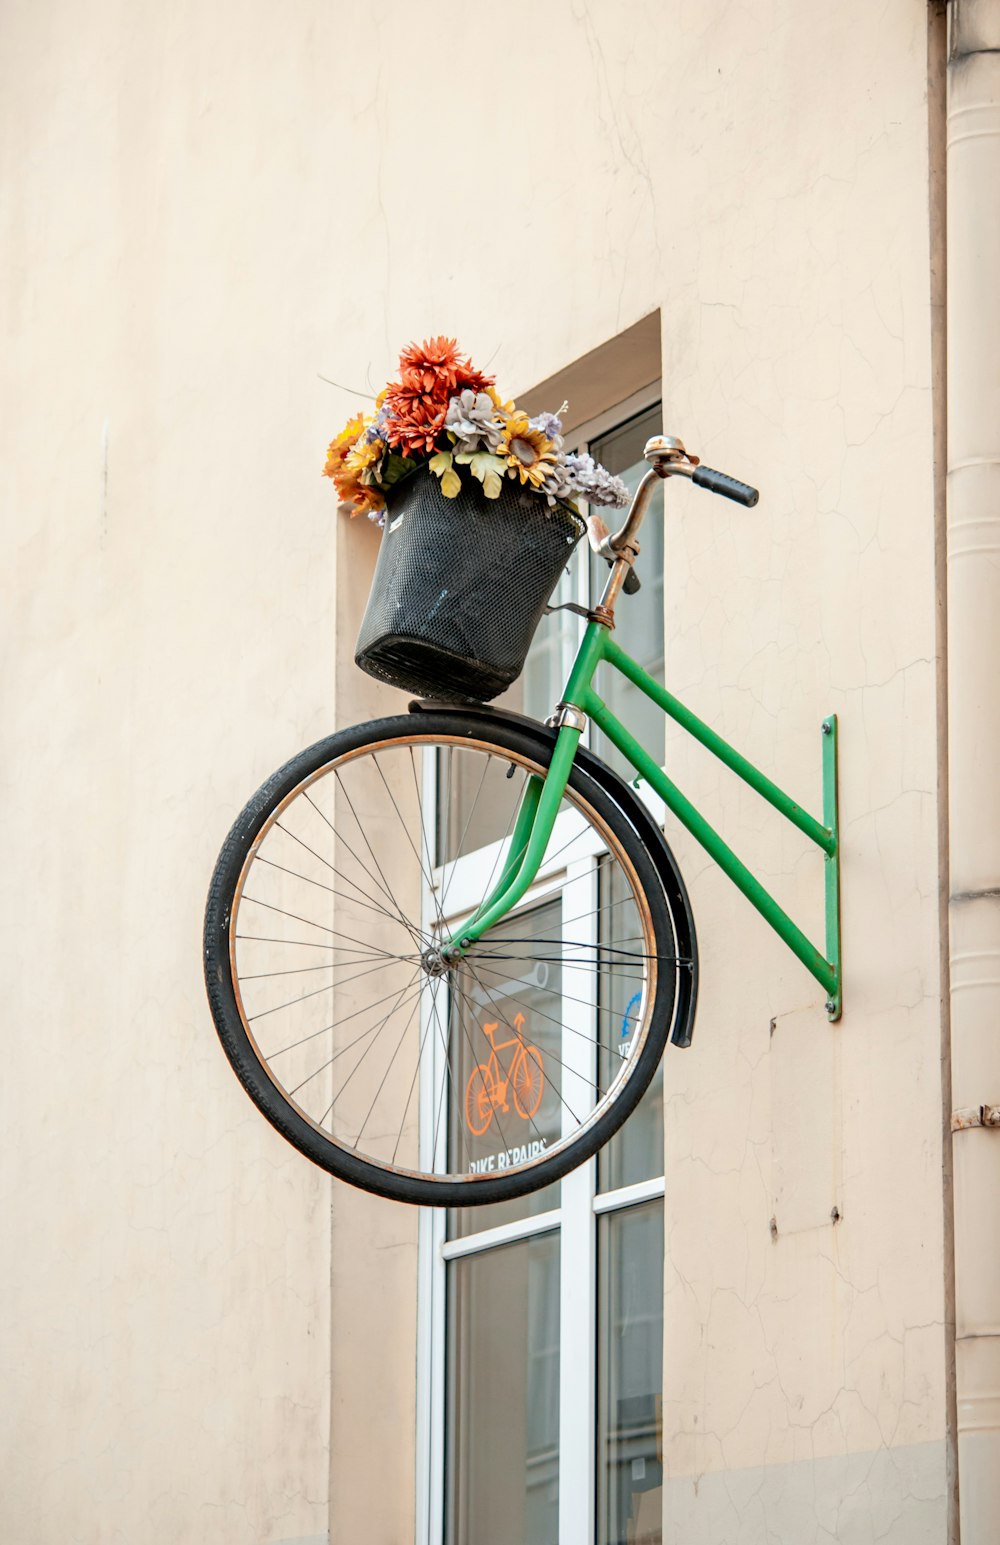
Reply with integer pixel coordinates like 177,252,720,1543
324,337,630,701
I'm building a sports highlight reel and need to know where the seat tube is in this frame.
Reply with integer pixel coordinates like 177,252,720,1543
562,620,609,709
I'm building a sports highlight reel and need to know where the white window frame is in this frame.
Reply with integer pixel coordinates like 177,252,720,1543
416,383,665,1545
522,383,665,736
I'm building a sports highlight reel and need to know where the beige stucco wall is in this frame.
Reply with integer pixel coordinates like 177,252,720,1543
1,2,949,1543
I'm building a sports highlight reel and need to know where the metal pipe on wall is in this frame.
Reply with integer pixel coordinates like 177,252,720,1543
947,0,1000,1536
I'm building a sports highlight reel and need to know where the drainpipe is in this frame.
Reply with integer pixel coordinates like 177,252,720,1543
947,0,1000,1537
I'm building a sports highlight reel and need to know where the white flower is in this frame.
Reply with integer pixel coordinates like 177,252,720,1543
445,390,504,454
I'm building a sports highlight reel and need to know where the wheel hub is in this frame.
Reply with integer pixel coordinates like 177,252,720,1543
421,945,455,978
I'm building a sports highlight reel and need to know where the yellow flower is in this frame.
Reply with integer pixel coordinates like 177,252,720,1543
323,412,385,517
345,432,384,479
322,412,366,481
496,411,558,490
486,386,517,419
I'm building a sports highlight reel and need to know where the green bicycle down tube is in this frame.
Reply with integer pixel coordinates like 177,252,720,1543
580,689,837,998
450,724,582,949
465,770,544,929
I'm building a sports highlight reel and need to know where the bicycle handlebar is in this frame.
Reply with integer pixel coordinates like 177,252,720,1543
584,434,758,612
691,464,759,506
586,435,758,567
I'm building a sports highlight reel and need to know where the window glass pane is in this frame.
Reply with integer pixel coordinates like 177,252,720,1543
447,1231,560,1545
522,562,581,724
436,744,525,866
590,404,665,781
597,1202,664,1545
448,898,562,1239
598,856,664,1193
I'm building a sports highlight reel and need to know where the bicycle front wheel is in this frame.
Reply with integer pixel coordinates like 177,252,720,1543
204,712,692,1206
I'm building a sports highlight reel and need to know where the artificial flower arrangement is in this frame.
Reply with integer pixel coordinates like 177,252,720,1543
323,336,631,526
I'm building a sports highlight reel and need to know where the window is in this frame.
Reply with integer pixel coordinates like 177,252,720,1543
417,391,665,1545
513,393,666,780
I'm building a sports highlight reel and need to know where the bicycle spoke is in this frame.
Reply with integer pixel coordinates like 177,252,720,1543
373,752,440,912
240,895,405,959
438,748,490,914
392,975,443,1167
253,852,419,942
469,946,671,967
429,977,475,1175
300,783,429,950
463,957,637,1059
303,973,424,1110
325,773,427,942
270,820,426,949
319,972,424,1122
247,955,410,1023
451,970,584,1141
410,745,448,939
235,932,410,960
461,764,525,932
446,973,524,1165
353,992,422,1150
275,974,423,1067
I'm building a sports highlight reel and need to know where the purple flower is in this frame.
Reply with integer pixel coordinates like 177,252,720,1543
529,411,564,443
561,452,630,509
365,405,391,444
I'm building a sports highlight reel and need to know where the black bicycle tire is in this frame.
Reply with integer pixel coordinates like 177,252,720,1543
204,712,691,1206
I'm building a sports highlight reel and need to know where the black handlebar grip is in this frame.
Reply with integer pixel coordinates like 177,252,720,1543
623,567,641,595
692,465,759,507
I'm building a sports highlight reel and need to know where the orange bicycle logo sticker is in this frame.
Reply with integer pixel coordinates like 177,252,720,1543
464,1012,545,1137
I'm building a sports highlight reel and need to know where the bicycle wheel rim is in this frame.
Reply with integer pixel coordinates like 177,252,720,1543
206,717,683,1204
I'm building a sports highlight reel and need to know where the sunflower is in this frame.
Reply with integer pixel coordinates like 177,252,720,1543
486,385,517,419
345,433,384,479
496,410,559,490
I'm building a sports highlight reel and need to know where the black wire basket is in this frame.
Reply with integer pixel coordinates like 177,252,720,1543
355,467,584,701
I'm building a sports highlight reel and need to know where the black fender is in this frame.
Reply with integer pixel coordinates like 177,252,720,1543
408,698,698,1047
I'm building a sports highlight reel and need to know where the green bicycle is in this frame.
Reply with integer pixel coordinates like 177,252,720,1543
203,435,841,1207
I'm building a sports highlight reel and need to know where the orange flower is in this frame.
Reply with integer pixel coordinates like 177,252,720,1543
398,335,494,396
382,379,449,456
382,338,494,456
336,459,385,518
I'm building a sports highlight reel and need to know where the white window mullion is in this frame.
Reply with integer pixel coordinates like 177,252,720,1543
559,1158,596,1545
416,1204,447,1545
417,745,447,1545
558,856,598,1545
592,1175,665,1215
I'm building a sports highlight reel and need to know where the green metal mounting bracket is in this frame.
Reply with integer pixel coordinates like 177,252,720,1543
452,614,843,1021
583,684,843,1022
822,714,842,1021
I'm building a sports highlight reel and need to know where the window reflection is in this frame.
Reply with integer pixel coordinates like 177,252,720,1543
597,1202,664,1545
598,856,665,1194
590,404,666,781
448,899,562,1239
447,1232,560,1545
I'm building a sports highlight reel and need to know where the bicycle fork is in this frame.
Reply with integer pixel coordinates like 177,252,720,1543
442,722,583,958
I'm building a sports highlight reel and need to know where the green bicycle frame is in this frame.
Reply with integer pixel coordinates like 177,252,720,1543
452,619,842,1022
